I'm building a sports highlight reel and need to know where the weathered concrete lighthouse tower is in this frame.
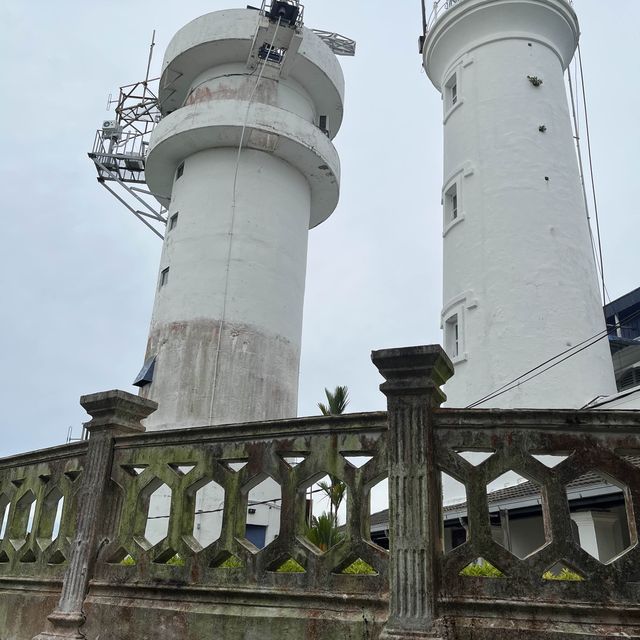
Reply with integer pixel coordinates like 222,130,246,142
139,6,344,429
422,0,617,408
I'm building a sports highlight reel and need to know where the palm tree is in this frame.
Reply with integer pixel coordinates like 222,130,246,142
317,477,346,525
305,513,344,551
317,385,349,416
311,386,349,545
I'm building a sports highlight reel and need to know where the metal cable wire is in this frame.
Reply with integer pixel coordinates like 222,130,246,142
208,17,282,423
467,49,619,410
577,43,608,305
466,308,640,409
146,483,331,520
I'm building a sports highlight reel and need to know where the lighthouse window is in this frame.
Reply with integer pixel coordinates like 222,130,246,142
445,314,460,359
445,72,459,111
445,183,458,221
169,212,179,231
159,267,170,288
175,162,184,181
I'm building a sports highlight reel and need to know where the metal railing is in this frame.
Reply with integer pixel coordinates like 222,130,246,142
425,0,574,33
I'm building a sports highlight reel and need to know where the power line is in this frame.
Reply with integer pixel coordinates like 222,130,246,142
146,482,333,521
577,43,608,305
567,52,610,306
466,308,640,409
468,52,626,411
567,62,604,303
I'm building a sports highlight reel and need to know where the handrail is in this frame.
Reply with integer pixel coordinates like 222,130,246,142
425,0,574,34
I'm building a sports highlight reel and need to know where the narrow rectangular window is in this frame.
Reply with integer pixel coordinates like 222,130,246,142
176,162,184,181
160,267,170,288
169,213,179,231
454,321,459,357
445,183,458,222
446,314,460,359
445,72,459,111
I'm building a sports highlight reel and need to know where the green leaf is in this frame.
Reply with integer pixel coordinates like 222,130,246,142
341,558,377,575
460,560,504,578
305,512,344,551
543,567,584,581
274,558,306,573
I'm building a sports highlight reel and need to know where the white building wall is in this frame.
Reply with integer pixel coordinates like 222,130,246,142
424,0,617,409
145,148,311,429
506,515,546,559
138,9,345,549
140,9,344,430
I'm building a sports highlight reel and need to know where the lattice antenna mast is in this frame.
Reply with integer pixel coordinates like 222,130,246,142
88,31,167,238
88,7,355,240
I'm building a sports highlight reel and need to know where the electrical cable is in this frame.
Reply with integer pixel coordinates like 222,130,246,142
466,322,613,409
207,16,282,423
567,57,611,306
146,483,331,520
466,308,640,409
577,43,608,306
567,62,603,300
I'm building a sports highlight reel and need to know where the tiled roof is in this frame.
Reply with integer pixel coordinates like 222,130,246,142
369,456,639,528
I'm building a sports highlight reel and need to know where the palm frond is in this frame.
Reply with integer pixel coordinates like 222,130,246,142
319,386,350,416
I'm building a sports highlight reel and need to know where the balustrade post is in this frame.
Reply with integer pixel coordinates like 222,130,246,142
371,345,454,640
33,390,157,640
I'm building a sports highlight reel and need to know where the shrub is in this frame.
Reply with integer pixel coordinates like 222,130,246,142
166,554,185,566
460,560,504,578
218,555,243,569
543,568,583,581
276,558,305,573
342,559,377,575
459,560,583,581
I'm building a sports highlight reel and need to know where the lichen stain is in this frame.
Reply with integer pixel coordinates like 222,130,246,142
184,77,278,108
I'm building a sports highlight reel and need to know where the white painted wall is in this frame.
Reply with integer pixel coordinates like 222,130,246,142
140,9,344,430
143,148,311,429
570,511,626,562
139,8,345,548
424,0,617,408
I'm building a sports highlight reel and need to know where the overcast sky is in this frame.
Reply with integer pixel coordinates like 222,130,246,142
1,1,638,458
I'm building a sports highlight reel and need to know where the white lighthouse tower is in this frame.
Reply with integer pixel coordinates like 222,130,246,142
136,5,345,430
422,0,617,408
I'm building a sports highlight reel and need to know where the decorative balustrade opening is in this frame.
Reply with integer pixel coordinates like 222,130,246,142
434,409,640,625
93,414,390,595
0,346,638,640
0,442,86,577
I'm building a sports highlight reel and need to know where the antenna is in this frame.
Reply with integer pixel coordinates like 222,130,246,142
89,8,355,239
312,30,356,56
88,29,167,238
105,93,116,111
144,30,156,86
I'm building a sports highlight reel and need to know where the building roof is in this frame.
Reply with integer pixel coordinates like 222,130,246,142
369,457,639,532
586,386,640,410
604,286,640,319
